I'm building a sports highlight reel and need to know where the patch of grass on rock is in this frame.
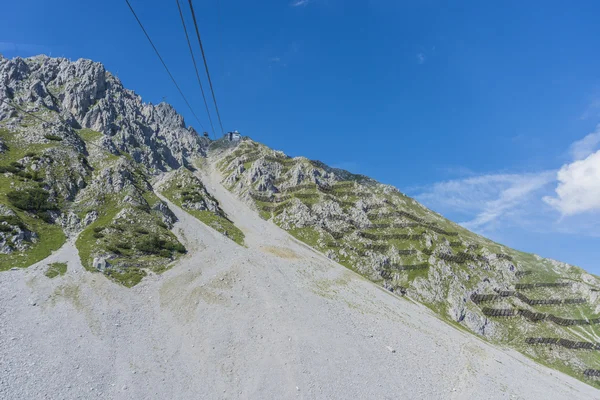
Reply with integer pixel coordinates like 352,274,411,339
45,262,67,278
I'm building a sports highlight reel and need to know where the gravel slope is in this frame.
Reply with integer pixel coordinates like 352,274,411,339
0,162,598,399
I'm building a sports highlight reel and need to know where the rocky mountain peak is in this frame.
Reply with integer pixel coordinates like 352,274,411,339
0,55,207,171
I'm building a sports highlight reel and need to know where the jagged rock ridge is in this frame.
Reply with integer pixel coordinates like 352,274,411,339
0,54,208,170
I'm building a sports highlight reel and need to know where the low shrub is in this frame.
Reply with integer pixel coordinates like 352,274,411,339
136,235,160,253
159,249,171,258
6,188,56,220
39,212,53,223
106,245,122,255
0,215,26,230
0,224,13,232
135,234,186,255
0,162,24,174
17,171,33,180
44,134,63,141
32,170,43,182
112,224,125,232
171,242,187,254
181,190,204,203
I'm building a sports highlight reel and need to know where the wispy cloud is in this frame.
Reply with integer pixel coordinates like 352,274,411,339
416,53,426,64
568,124,600,160
415,172,555,233
414,124,600,238
290,0,310,7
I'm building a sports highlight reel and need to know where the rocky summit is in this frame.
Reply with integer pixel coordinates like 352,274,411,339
1,55,599,399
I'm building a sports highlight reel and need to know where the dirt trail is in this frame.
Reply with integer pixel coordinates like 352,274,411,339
0,160,598,399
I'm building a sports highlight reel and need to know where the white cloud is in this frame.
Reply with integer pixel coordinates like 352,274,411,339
416,53,425,64
290,0,309,7
569,124,600,160
416,172,555,232
413,126,600,240
543,150,600,216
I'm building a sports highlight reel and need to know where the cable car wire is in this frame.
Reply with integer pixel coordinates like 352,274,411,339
175,0,217,139
125,0,206,131
187,0,225,136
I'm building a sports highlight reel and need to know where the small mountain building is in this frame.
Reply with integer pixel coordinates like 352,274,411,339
225,130,241,141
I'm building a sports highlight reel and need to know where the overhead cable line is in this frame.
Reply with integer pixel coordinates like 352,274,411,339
187,0,225,136
175,0,217,139
125,0,206,131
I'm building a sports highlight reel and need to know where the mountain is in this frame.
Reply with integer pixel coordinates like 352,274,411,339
215,137,600,380
0,55,599,397
0,54,241,286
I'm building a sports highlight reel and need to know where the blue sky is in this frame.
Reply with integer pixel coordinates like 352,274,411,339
2,0,599,272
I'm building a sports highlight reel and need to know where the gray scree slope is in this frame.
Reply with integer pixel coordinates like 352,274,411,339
0,161,598,400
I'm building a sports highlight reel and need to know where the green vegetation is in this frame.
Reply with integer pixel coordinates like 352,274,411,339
287,226,321,247
76,128,103,142
105,267,146,288
159,168,245,246
0,215,26,231
7,187,56,221
75,192,186,286
0,132,67,271
43,134,63,141
45,262,67,278
180,189,204,203
217,139,600,387
0,216,65,271
188,209,244,246
135,234,186,255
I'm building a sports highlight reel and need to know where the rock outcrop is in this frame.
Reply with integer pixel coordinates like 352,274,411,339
212,137,600,379
0,54,209,171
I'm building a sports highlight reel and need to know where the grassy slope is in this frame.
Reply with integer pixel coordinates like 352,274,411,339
73,130,188,287
159,168,245,246
75,199,185,287
0,129,66,270
0,122,192,286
